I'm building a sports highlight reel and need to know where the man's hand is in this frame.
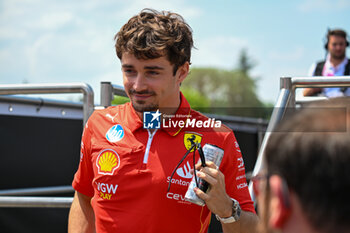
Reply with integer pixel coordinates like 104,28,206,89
193,161,233,217
192,161,259,233
303,87,322,96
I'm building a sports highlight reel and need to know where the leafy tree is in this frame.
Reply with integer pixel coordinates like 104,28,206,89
181,87,210,109
237,48,256,75
182,49,270,118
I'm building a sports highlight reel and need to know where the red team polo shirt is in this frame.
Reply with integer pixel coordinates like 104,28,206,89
72,93,255,233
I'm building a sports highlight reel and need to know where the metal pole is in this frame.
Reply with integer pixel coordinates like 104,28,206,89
111,84,128,98
81,83,95,124
0,196,73,208
0,186,74,196
291,76,350,88
100,82,113,107
0,82,94,125
99,82,127,107
292,76,350,105
248,77,292,200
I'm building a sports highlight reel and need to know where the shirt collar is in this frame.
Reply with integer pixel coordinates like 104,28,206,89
162,92,192,136
325,53,348,70
122,92,192,136
121,102,143,133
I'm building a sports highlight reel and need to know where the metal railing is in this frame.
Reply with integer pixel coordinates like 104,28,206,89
0,82,94,125
100,81,128,107
248,76,350,200
4,77,347,208
0,186,74,196
0,82,94,208
0,196,73,208
0,186,74,208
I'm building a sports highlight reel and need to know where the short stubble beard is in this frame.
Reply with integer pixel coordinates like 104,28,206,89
132,101,159,113
330,51,346,61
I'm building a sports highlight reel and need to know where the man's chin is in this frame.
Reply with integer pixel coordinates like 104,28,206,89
132,102,158,113
331,53,346,60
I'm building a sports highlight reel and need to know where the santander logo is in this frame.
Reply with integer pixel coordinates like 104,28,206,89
176,161,192,179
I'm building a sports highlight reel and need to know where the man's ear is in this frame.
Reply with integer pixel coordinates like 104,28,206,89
176,62,189,84
268,175,291,229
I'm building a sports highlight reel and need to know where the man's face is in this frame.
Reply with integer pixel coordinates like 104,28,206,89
255,174,291,233
121,53,188,113
255,175,272,233
328,35,347,60
253,172,278,233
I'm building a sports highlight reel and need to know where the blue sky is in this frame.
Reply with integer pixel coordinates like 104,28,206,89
0,0,349,104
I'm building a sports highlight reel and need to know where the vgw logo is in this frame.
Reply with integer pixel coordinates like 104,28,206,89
143,110,161,129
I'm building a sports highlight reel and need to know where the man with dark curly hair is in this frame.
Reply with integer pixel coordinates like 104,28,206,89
68,9,258,233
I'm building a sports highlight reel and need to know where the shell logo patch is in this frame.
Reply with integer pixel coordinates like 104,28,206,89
96,149,120,175
184,132,202,152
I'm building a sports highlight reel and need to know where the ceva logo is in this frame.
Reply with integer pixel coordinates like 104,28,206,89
106,124,124,143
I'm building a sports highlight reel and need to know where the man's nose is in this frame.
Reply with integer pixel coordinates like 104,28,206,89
133,73,147,92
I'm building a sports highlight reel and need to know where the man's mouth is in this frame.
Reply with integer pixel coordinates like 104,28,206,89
129,90,155,101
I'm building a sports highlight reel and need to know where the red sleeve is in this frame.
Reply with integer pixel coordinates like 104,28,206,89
220,131,256,213
72,119,95,197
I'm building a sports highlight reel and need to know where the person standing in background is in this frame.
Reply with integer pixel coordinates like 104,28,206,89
303,29,350,97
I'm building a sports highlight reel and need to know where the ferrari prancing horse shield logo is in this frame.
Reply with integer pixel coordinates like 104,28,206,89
184,132,202,152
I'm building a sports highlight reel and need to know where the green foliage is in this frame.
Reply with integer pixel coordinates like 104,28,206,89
181,87,210,109
111,95,129,105
237,48,256,75
182,49,270,118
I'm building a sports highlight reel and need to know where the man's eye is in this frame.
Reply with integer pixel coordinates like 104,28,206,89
124,69,135,74
148,71,159,75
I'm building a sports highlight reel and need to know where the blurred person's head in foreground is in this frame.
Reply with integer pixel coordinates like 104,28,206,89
253,97,350,233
